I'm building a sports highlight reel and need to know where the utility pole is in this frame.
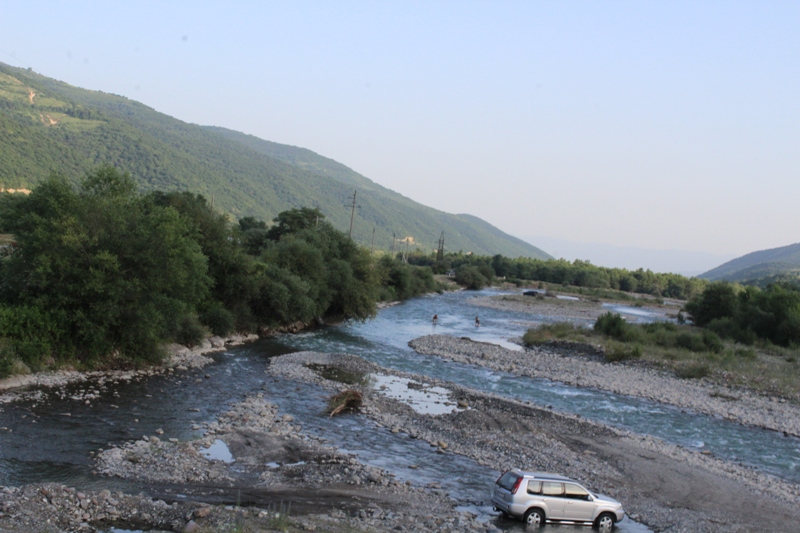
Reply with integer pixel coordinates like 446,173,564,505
436,231,445,261
391,232,396,255
347,190,359,239
370,227,375,255
404,238,410,264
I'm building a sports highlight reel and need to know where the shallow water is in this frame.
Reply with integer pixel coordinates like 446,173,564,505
199,439,233,463
279,289,800,483
601,302,666,320
371,373,458,415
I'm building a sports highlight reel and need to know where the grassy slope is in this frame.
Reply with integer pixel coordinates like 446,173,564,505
205,126,551,258
701,242,800,283
0,63,549,258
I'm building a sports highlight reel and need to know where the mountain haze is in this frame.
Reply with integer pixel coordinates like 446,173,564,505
0,62,549,259
700,242,800,284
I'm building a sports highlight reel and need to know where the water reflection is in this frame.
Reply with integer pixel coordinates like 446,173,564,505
371,373,458,415
199,439,233,463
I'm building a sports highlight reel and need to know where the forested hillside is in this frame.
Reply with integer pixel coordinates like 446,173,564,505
701,242,800,285
0,62,549,259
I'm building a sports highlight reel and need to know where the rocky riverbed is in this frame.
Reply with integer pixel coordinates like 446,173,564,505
469,293,678,323
3,330,800,532
0,347,491,533
266,350,800,533
409,334,800,436
0,333,258,404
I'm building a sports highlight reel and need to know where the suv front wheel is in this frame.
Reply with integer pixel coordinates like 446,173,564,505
524,508,544,526
595,512,615,529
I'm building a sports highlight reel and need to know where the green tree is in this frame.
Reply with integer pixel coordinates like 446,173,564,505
266,207,323,241
684,282,739,327
1,168,210,364
456,265,489,290
149,191,257,330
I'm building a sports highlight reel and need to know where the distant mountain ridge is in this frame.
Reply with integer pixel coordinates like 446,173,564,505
0,62,549,259
700,242,800,284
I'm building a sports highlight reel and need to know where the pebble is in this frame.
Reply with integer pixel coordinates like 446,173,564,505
409,334,800,437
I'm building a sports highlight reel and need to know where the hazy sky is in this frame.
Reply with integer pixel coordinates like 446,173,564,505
1,1,798,260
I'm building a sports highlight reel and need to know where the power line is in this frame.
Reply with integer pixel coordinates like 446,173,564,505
346,190,360,239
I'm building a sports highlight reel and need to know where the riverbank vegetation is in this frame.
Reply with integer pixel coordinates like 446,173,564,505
0,167,442,378
409,251,708,300
684,281,800,347
523,307,800,398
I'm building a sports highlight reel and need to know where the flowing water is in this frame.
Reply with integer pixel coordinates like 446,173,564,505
279,289,800,483
2,289,798,532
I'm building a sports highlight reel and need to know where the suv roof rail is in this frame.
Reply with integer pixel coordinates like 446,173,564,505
522,471,573,481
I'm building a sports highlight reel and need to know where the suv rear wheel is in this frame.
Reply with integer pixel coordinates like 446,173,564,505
524,508,544,526
595,512,615,529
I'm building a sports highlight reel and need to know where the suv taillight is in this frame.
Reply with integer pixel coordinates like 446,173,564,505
511,476,523,495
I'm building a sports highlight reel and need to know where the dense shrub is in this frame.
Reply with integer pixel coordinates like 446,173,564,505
376,258,438,301
173,314,205,347
593,312,642,342
604,341,643,362
676,363,711,379
674,331,707,352
0,304,68,371
522,322,587,345
685,282,800,347
684,282,739,327
0,166,479,377
436,254,708,299
701,330,725,353
0,169,210,365
455,265,489,290
0,340,14,379
200,304,236,337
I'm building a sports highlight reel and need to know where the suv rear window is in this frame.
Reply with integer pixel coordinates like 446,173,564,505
497,472,521,491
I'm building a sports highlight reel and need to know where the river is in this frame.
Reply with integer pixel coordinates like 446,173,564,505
1,288,798,532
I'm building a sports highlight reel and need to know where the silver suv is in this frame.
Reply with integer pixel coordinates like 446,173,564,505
491,470,625,529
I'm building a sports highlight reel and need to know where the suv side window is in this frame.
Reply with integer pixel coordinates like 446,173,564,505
542,482,564,496
527,481,542,495
564,483,591,501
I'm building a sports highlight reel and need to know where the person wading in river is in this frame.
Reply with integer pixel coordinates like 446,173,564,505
475,316,480,327
432,314,438,325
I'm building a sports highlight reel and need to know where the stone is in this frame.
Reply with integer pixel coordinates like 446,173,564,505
184,520,200,532
209,336,225,348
